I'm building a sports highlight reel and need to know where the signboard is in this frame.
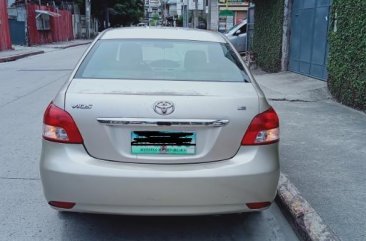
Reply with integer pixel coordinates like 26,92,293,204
226,15,234,29
218,0,248,5
149,0,161,7
219,9,234,16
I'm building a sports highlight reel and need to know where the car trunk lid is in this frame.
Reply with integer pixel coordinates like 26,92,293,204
65,78,259,164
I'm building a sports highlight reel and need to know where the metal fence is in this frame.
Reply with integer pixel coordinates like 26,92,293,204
0,0,12,50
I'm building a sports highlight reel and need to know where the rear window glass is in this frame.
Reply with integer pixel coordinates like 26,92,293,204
75,39,249,82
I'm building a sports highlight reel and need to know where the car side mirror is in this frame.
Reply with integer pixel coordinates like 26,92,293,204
235,30,241,35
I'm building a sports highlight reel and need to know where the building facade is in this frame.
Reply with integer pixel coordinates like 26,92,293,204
7,1,74,46
218,0,248,32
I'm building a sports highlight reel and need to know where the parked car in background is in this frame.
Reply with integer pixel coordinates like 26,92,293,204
40,27,280,215
225,20,247,53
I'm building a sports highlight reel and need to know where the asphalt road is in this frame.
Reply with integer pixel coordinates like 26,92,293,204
0,46,299,241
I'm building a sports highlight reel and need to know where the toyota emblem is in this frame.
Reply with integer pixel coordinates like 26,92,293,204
153,101,175,115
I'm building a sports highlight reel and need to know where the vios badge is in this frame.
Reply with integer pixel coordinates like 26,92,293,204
153,101,175,115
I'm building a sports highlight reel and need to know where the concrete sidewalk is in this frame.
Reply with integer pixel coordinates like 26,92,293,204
0,39,92,63
253,70,366,241
0,48,44,63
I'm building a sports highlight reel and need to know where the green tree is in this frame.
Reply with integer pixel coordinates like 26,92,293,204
149,13,159,26
110,0,144,27
75,0,144,29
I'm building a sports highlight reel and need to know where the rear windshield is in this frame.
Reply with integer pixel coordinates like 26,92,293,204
75,39,249,82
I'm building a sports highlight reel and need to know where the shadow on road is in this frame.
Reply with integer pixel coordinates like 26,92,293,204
57,212,264,241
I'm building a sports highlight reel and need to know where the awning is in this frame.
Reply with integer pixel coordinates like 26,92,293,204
35,10,61,18
219,9,234,16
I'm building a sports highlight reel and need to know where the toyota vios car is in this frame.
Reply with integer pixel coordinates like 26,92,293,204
40,27,280,215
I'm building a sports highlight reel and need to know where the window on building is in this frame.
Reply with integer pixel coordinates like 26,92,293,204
36,14,51,31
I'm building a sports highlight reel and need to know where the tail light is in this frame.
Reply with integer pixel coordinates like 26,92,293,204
246,202,272,209
43,103,83,144
49,201,75,209
241,107,279,145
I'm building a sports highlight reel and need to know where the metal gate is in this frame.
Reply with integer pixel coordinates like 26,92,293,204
288,0,331,80
9,19,26,46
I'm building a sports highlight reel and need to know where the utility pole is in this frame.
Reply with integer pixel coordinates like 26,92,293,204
182,0,188,27
85,0,91,39
208,0,218,31
207,0,211,29
193,0,198,28
24,0,28,46
147,0,151,26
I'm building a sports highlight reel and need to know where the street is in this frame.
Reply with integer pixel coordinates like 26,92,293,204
0,46,299,241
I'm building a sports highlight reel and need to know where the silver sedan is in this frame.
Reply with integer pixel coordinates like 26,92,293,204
40,27,280,215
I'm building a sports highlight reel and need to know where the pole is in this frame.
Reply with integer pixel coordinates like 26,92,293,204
193,0,198,28
207,0,211,29
85,0,91,39
182,1,187,28
186,4,189,27
24,0,29,46
148,0,151,26
281,0,291,71
209,0,218,31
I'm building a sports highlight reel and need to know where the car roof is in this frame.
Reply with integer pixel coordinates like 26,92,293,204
101,27,227,43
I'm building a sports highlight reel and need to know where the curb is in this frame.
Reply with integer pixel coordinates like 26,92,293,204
0,50,45,63
276,173,341,241
55,41,92,49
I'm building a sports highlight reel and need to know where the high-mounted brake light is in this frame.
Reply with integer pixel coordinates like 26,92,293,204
43,103,83,144
241,107,279,145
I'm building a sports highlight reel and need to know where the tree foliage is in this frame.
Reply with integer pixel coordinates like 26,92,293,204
75,0,144,28
328,0,366,111
109,0,144,27
252,0,284,72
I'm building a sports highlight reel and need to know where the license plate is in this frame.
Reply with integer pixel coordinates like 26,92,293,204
131,131,196,155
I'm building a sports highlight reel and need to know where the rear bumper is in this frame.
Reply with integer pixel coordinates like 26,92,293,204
40,140,280,215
